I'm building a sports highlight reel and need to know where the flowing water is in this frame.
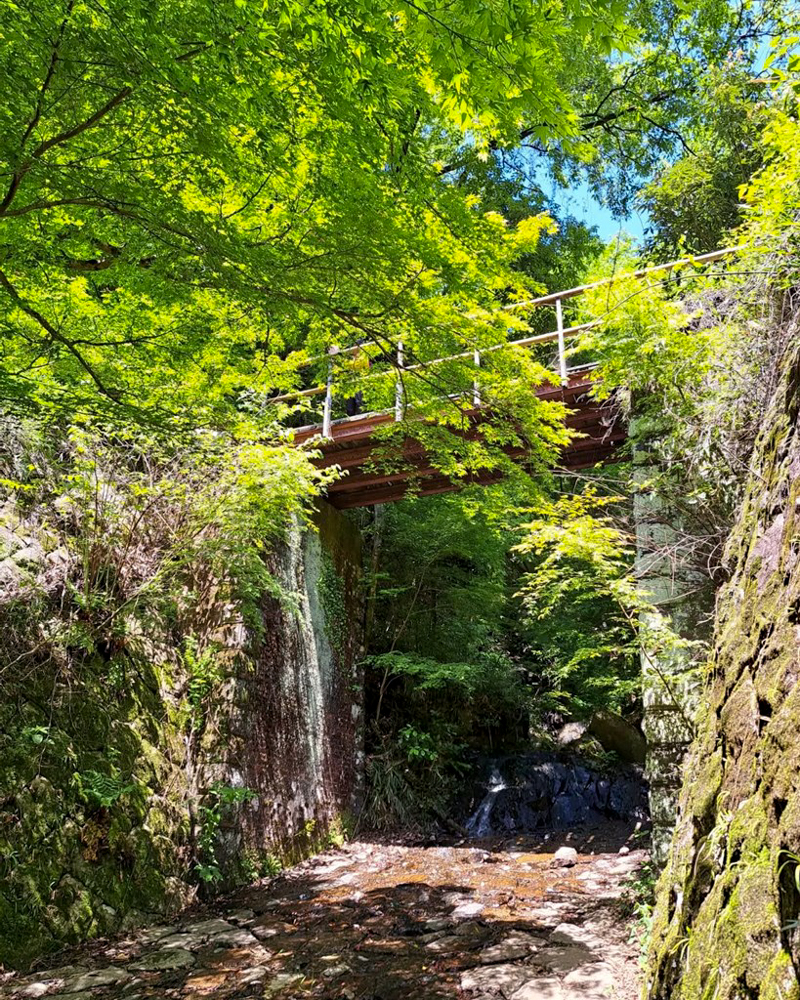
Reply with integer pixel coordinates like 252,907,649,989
462,756,648,837
465,765,508,836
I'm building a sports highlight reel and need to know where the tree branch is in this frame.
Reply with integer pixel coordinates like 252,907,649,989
0,268,123,402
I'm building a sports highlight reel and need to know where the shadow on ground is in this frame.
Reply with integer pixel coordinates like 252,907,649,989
2,825,646,1000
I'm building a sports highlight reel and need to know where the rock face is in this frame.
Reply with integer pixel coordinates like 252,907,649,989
0,501,363,968
462,755,647,835
646,343,800,1000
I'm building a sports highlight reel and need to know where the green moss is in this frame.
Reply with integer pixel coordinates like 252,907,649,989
693,750,724,827
727,797,769,861
646,342,800,999
318,553,349,658
761,950,800,1000
0,645,193,968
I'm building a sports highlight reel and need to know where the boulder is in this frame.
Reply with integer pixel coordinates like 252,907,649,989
587,710,646,764
552,846,578,867
556,722,588,746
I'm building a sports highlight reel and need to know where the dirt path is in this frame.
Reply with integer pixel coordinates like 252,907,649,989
2,826,647,1000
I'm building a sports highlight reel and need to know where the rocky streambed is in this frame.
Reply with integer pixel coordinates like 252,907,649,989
1,825,648,1000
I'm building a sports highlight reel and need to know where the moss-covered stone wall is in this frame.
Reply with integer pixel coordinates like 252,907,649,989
646,342,800,1000
0,501,362,969
212,503,364,876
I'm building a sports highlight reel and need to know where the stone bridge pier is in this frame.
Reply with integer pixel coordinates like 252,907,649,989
633,435,711,863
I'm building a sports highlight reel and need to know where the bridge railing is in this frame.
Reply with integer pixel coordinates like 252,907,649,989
269,246,740,437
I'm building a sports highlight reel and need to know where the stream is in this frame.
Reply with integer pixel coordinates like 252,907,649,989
2,760,649,1000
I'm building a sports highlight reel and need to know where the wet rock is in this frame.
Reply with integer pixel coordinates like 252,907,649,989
6,835,642,1000
462,755,647,834
129,947,196,971
553,846,578,867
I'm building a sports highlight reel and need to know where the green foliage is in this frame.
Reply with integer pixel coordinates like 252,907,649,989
514,488,645,713
638,62,771,257
738,100,800,279
318,555,348,658
183,637,224,731
443,1,785,217
620,860,658,966
196,783,257,885
73,769,140,811
361,723,469,832
368,490,517,662
0,0,633,477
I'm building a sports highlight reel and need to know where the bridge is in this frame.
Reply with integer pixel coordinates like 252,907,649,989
273,248,737,509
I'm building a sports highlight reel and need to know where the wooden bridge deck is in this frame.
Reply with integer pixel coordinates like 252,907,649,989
292,371,625,509
280,249,737,508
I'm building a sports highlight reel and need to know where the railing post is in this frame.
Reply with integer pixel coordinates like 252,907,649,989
555,297,567,385
473,348,481,408
322,352,334,438
395,339,404,421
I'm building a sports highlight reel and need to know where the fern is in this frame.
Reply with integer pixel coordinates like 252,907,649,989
76,769,137,809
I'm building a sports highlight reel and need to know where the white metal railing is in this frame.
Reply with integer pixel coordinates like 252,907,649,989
273,245,741,436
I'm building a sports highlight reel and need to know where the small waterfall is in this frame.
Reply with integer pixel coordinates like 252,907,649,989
465,765,507,836
461,754,648,837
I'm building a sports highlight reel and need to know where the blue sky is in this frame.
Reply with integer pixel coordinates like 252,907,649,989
555,179,648,243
